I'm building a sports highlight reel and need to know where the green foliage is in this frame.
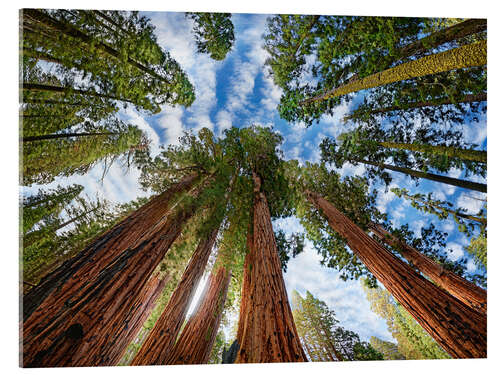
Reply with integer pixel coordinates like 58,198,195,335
466,233,487,271
336,126,486,179
380,222,486,287
21,184,83,234
22,194,145,284
263,16,486,127
186,13,235,61
22,9,195,113
287,160,384,283
275,229,304,272
23,122,146,185
392,187,486,237
263,15,319,89
369,337,405,360
362,281,450,359
292,290,382,361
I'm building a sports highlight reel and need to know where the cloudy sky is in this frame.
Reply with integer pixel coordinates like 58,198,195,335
22,10,487,346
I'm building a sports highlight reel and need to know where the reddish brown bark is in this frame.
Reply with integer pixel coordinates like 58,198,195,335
106,273,169,365
369,222,487,315
235,173,308,363
21,174,203,367
23,173,198,321
165,266,231,364
306,190,486,358
131,226,220,365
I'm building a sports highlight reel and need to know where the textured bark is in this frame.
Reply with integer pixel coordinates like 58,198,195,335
130,225,220,365
300,40,487,105
344,92,487,120
369,222,487,315
22,132,117,142
165,267,231,364
378,141,487,164
397,19,487,59
22,83,130,103
235,173,307,363
306,190,486,358
356,158,487,193
344,19,487,86
105,273,169,365
21,174,202,367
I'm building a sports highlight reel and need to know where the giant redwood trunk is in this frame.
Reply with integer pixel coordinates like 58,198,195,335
131,225,220,365
105,273,169,365
235,173,307,363
306,190,486,358
368,222,487,315
165,266,231,364
21,174,203,367
22,173,198,321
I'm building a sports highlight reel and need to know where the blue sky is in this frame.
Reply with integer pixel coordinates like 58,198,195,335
21,10,487,346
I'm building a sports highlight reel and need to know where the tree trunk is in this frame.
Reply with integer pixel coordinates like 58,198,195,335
306,190,486,358
368,222,487,314
22,9,171,85
22,132,117,142
235,173,308,363
292,15,320,56
344,92,487,121
22,83,130,103
396,189,487,224
106,273,169,365
130,224,220,365
343,19,486,86
21,173,202,367
378,141,487,164
356,158,487,193
397,19,487,59
165,266,231,364
22,207,99,248
300,40,486,105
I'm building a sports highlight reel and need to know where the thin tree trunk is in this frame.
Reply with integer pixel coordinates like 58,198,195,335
22,9,172,85
235,172,307,363
368,222,487,314
22,98,84,106
344,19,487,86
344,92,487,121
396,190,487,224
292,15,320,56
130,225,220,365
165,266,231,364
355,158,487,193
22,132,117,143
22,83,131,103
106,273,169,365
300,40,487,105
21,173,203,367
397,19,487,59
22,207,98,248
305,190,486,358
378,141,487,164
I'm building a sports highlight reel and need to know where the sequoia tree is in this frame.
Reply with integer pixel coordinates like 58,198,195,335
305,190,486,358
22,172,205,366
368,222,486,314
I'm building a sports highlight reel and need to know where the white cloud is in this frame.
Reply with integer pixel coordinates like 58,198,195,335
215,109,233,137
158,106,186,146
447,242,465,262
456,193,485,215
